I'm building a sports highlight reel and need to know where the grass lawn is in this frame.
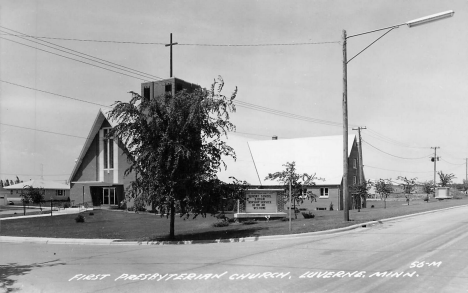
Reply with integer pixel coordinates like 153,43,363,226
1,197,467,241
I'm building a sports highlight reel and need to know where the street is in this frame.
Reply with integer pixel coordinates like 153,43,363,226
1,206,468,293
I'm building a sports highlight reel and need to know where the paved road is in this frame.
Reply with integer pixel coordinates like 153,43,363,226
1,206,468,293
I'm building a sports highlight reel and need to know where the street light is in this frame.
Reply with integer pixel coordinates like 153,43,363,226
342,10,454,221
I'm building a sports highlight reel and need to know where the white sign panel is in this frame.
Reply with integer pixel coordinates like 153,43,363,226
245,190,277,213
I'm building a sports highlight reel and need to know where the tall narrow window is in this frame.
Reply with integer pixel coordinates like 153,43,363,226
103,128,114,169
353,158,357,169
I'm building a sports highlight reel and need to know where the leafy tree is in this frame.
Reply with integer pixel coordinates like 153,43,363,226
107,77,243,239
397,176,417,206
15,176,20,184
350,180,371,212
374,179,393,209
9,180,14,186
4,180,9,187
21,185,45,211
0,180,3,188
264,161,323,219
438,171,455,187
422,180,434,202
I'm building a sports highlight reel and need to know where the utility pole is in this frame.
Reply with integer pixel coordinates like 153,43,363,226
431,147,440,197
165,33,178,78
342,30,349,221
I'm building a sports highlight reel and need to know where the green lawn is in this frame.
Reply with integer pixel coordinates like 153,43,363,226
1,198,467,241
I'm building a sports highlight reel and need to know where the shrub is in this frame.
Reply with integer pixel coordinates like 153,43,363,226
302,211,315,219
213,221,229,227
281,217,288,222
75,214,85,223
89,212,94,216
243,220,257,225
329,202,334,211
63,202,70,208
371,205,374,208
228,218,236,223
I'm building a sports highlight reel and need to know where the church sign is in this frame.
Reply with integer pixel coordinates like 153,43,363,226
235,189,287,220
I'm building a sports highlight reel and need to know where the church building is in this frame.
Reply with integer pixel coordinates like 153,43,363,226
68,78,198,207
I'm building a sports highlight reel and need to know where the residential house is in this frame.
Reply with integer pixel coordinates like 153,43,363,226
4,179,70,203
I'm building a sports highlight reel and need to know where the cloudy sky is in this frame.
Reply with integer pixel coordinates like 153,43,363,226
1,0,467,184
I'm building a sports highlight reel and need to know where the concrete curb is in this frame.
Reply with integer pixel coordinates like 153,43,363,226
1,204,467,246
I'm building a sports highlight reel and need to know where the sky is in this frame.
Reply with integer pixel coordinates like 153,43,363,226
1,0,468,185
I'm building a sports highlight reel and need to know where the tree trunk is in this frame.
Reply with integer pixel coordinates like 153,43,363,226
169,200,175,240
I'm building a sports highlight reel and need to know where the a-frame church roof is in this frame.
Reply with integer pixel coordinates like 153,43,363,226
68,109,117,184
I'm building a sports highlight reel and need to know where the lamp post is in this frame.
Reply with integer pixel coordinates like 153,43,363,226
342,10,454,221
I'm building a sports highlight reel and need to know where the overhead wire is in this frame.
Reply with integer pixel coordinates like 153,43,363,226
0,79,111,108
362,139,432,160
0,26,165,81
0,123,90,140
235,100,357,128
0,33,340,46
0,37,152,82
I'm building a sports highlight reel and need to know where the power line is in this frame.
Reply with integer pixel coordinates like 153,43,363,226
362,139,432,160
0,26,164,81
0,37,152,82
365,165,432,174
440,158,465,166
0,79,112,108
0,33,340,46
235,100,356,128
0,123,89,140
366,128,430,149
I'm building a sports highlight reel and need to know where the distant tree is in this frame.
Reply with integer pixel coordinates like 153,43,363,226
438,171,456,187
15,176,20,184
9,180,14,186
21,185,45,211
422,180,435,202
350,180,372,212
397,176,417,206
4,180,9,187
0,180,3,188
374,179,393,209
265,161,323,219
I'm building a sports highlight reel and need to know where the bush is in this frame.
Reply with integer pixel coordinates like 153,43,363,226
63,202,70,208
75,214,85,223
302,211,315,219
371,205,374,208
213,221,229,227
228,218,236,223
89,212,94,216
243,220,257,225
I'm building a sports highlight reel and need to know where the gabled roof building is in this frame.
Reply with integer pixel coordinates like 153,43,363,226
218,134,362,211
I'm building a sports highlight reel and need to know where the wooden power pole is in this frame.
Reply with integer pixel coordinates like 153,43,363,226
431,146,440,197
